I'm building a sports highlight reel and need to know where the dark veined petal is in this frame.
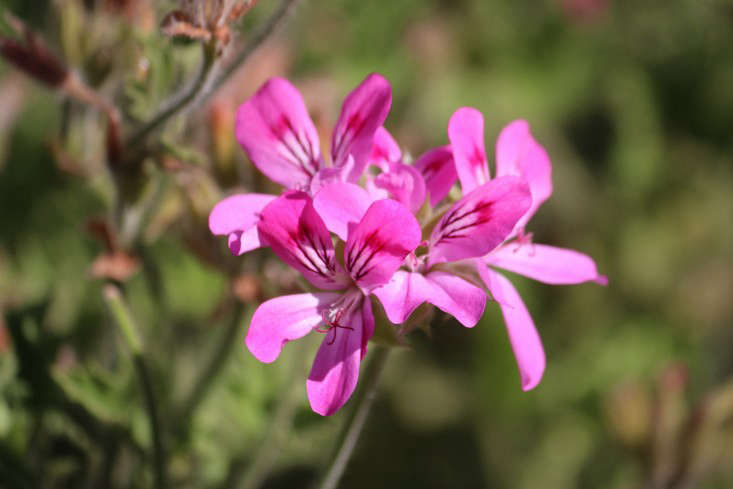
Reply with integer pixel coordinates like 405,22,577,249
257,191,350,290
413,145,458,207
235,78,322,189
331,73,392,182
344,199,421,290
429,176,531,265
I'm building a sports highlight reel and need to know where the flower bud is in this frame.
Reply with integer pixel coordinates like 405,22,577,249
0,15,69,88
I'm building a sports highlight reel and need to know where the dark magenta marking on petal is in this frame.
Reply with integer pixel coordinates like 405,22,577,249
421,153,451,181
469,145,486,168
346,230,389,281
270,114,319,177
436,198,495,242
333,112,365,159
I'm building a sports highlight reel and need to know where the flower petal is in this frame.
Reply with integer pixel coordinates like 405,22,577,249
413,145,458,206
313,182,376,241
487,243,608,285
369,126,401,170
227,226,266,256
345,199,421,289
208,193,275,255
495,120,553,228
331,73,392,182
309,155,354,195
307,298,373,416
424,271,486,327
235,78,322,189
245,292,340,363
429,176,531,265
372,270,431,324
481,268,545,391
373,270,486,327
373,161,427,213
448,107,490,194
257,191,350,290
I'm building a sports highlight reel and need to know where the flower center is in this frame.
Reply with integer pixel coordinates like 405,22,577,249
315,289,362,345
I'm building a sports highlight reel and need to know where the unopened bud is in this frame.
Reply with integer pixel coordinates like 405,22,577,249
0,18,69,87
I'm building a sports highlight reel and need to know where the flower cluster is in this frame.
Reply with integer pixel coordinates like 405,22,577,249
209,73,607,415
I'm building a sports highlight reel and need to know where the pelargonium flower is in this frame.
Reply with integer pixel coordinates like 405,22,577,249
244,191,421,415
208,73,392,256
311,173,532,329
448,107,608,391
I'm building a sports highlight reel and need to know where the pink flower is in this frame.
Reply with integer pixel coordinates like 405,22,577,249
312,172,532,330
245,191,421,415
208,73,392,256
448,107,607,391
371,176,532,328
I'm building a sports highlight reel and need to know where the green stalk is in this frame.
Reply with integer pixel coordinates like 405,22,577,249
316,346,391,489
103,284,167,489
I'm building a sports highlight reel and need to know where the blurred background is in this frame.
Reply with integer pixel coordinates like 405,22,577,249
1,0,732,488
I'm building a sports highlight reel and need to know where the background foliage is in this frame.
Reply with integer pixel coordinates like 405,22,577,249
1,0,732,488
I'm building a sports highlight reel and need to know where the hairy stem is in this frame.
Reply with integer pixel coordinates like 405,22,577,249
103,284,167,489
126,42,218,149
316,346,390,489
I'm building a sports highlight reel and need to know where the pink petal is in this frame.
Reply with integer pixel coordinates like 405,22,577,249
448,107,490,194
369,126,401,170
309,155,354,195
373,270,486,327
235,78,322,189
227,226,266,256
307,297,373,416
413,145,458,206
257,191,350,290
313,182,376,241
373,161,427,213
481,268,545,391
486,243,608,285
245,292,340,363
495,120,553,228
429,176,532,265
331,73,392,182
372,271,430,324
208,193,275,255
425,271,487,327
345,199,421,289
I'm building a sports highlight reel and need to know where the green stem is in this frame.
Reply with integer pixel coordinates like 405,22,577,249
316,346,391,489
103,284,142,354
133,354,167,489
125,42,217,149
103,284,167,489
